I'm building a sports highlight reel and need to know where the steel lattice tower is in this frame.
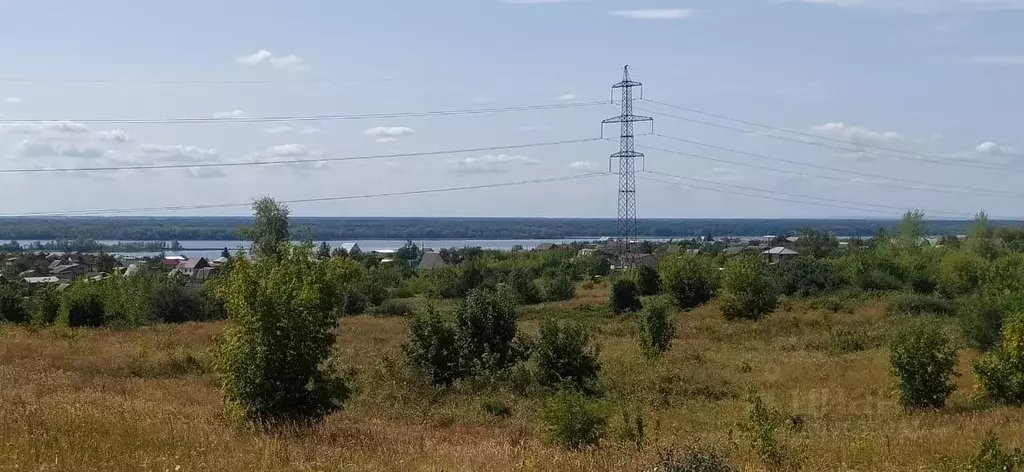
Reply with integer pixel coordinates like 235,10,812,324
602,66,652,256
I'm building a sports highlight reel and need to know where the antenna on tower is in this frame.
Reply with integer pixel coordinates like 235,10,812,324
602,65,653,263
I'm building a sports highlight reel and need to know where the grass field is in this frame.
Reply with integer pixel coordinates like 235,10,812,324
1,284,1020,471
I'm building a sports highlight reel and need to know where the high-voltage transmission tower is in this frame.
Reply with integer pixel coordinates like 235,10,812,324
602,65,653,256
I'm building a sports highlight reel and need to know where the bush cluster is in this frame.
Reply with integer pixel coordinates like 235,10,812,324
720,257,778,321
889,321,957,409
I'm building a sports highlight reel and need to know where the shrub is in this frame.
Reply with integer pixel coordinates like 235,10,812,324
454,288,524,373
860,269,904,292
146,280,204,323
373,299,413,317
575,254,611,278
342,289,368,316
29,286,61,326
637,265,661,296
481,398,512,418
886,293,955,317
540,389,610,450
404,306,463,386
937,251,985,298
652,446,735,472
960,292,1019,351
660,255,717,310
423,266,464,299
215,243,351,425
963,432,1021,472
615,408,646,451
505,268,541,305
739,394,800,471
0,283,28,324
58,282,105,328
771,257,841,298
975,313,1024,405
540,275,576,302
534,317,601,391
638,303,676,359
826,328,870,355
889,321,957,409
611,279,643,315
719,257,778,321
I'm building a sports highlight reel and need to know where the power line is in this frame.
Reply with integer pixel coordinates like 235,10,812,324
4,173,612,217
638,102,1024,173
0,137,602,174
650,133,1024,200
637,175,894,216
641,170,977,219
0,101,605,125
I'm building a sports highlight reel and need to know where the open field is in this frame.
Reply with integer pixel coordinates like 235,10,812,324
1,283,1020,471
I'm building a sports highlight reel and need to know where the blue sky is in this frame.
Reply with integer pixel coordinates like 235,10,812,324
0,0,1021,218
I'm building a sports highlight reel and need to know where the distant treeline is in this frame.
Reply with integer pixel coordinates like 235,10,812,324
2,217,1024,241
0,238,178,253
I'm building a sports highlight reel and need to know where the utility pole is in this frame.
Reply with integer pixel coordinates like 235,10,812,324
602,65,653,263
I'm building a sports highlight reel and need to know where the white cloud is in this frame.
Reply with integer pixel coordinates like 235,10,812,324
97,129,131,143
4,97,22,104
610,9,695,20
0,121,89,134
364,126,415,143
138,144,219,164
451,154,541,174
929,133,944,142
265,125,294,135
811,122,904,144
234,49,309,70
568,160,595,170
15,139,104,159
235,49,273,65
265,144,308,158
183,167,227,179
213,110,246,119
556,94,576,101
966,55,1024,65
299,126,322,135
976,141,1017,157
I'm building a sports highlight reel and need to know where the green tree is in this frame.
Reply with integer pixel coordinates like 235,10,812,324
404,306,463,386
610,279,643,315
793,228,839,259
975,313,1024,405
637,302,675,359
720,257,778,321
966,211,998,259
454,288,523,373
898,209,926,246
660,254,718,310
636,265,661,296
239,197,291,260
317,242,331,261
0,283,28,323
215,243,350,425
58,282,105,327
534,317,601,391
889,321,957,409
221,247,232,259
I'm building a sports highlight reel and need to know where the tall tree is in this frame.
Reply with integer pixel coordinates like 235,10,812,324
240,197,290,260
967,210,997,259
317,242,332,261
899,209,926,245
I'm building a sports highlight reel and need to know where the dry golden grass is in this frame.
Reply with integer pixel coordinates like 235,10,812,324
2,286,1022,471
